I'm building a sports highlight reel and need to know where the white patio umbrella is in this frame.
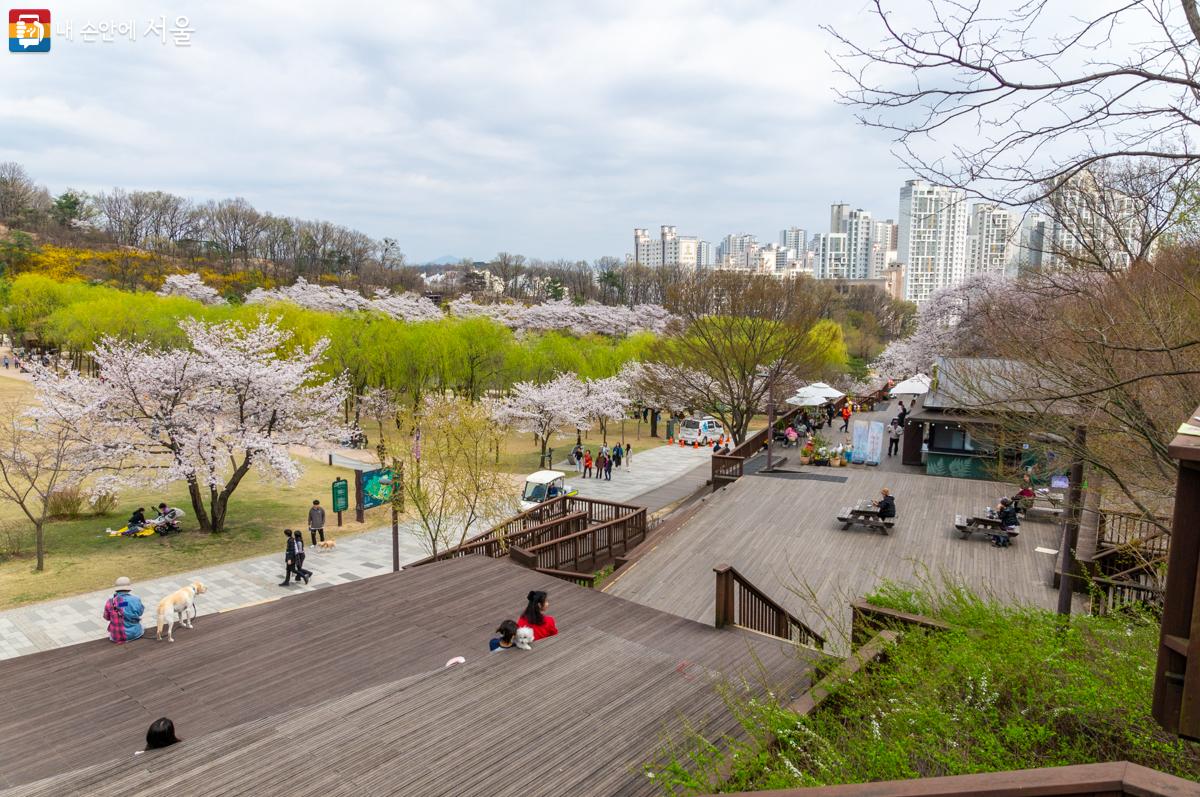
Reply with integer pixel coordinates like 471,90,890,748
806,382,845,400
890,373,932,396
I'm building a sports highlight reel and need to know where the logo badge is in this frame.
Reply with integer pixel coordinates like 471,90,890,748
9,9,50,52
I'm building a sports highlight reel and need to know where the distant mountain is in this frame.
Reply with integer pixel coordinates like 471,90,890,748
423,255,464,266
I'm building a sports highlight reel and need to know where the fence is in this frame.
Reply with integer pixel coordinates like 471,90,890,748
710,406,804,491
522,508,648,572
713,564,825,649
1098,510,1171,552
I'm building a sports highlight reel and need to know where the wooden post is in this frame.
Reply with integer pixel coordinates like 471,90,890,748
714,564,734,628
1056,425,1087,616
354,469,365,523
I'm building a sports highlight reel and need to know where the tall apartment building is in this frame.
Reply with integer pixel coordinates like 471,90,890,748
966,203,1016,277
717,233,759,269
697,240,714,268
812,232,850,280
1014,212,1049,274
844,209,874,279
870,219,899,278
830,203,850,235
631,225,700,268
780,227,808,255
896,180,969,304
1042,171,1146,270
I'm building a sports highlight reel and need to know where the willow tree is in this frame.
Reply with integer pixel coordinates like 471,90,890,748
646,272,845,444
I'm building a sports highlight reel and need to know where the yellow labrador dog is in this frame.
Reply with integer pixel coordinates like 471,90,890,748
156,581,207,642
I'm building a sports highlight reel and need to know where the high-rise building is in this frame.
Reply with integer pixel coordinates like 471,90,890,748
630,225,702,268
717,233,758,269
780,227,808,254
697,240,714,268
1040,170,1147,270
844,209,874,279
830,203,850,234
966,203,1016,277
1014,212,1049,274
896,180,970,304
812,232,850,280
870,219,899,278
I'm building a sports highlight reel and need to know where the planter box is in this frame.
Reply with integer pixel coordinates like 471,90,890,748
813,458,830,466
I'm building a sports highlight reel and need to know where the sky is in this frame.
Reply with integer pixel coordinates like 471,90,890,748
2,1,911,263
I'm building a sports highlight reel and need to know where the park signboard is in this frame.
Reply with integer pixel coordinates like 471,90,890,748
360,468,394,510
331,478,349,513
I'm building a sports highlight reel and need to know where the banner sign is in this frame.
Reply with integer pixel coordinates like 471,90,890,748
867,421,885,465
851,420,870,464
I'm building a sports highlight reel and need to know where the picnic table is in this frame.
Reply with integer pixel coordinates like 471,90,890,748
837,499,895,535
954,510,1019,542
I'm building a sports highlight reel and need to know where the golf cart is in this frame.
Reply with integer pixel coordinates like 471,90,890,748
520,470,577,511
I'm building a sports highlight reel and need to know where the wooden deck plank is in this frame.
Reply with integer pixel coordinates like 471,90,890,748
0,556,813,795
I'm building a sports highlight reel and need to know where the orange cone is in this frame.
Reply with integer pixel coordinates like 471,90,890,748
692,440,698,448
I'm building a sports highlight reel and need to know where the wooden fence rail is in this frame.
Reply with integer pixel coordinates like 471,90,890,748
524,508,648,572
709,407,804,491
713,564,825,650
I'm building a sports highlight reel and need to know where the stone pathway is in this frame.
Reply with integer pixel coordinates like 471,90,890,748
0,441,711,659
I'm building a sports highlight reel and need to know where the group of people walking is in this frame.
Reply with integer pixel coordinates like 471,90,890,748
571,442,629,480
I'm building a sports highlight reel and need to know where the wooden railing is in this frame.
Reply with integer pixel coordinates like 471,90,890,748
1098,510,1171,553
713,564,824,650
1090,576,1165,615
407,494,642,568
849,600,951,648
700,761,1199,797
524,508,647,572
710,407,804,491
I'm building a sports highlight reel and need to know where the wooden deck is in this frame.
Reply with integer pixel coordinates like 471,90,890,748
0,556,814,796
607,461,1082,651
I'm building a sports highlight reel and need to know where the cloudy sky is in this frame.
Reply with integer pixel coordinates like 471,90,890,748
2,1,909,263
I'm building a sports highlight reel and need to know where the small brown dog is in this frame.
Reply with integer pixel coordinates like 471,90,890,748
316,539,337,551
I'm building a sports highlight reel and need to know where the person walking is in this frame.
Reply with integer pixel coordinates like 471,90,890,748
839,403,852,433
103,576,145,643
280,529,298,586
897,400,908,426
604,453,613,481
825,403,835,428
292,530,312,584
572,444,583,474
624,443,632,470
2,355,8,369
583,450,593,479
887,420,903,457
308,500,326,546
612,443,623,469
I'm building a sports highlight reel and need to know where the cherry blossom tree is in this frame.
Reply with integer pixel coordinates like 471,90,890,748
246,277,442,322
491,373,588,467
449,296,676,337
30,317,349,534
581,375,632,444
871,274,1012,379
157,272,226,305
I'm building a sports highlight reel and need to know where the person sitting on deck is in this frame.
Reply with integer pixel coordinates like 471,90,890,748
785,426,798,447
517,590,558,641
873,488,896,519
103,576,144,643
145,718,181,750
489,619,518,652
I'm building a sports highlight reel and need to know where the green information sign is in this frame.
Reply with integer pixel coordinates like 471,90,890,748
331,478,349,513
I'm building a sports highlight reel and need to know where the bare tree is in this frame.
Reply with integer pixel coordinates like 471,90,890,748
0,403,85,572
0,162,42,225
828,0,1200,205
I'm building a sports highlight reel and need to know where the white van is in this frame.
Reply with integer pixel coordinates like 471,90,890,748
677,416,725,445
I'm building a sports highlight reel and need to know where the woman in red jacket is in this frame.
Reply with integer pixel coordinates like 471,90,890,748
517,590,558,640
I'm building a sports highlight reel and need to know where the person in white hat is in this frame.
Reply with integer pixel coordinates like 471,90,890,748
103,576,145,643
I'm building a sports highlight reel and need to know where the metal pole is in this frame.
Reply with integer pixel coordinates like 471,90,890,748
391,504,400,572
1056,425,1087,616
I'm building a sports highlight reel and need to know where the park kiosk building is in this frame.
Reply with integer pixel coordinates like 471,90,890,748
901,356,1068,481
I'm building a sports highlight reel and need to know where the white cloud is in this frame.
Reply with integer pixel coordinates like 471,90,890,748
2,0,905,261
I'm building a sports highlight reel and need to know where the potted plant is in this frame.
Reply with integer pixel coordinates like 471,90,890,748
800,441,814,465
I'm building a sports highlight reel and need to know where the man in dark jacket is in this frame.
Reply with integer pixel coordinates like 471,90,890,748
991,497,1020,547
292,530,312,584
308,500,326,546
280,529,298,586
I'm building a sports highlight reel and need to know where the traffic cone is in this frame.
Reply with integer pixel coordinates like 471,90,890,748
666,436,673,444
679,438,685,447
692,440,698,449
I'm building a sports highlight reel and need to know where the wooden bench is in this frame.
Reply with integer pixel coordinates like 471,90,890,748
954,513,1019,542
836,507,896,535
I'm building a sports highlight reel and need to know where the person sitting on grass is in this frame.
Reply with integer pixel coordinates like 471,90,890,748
490,619,518,652
517,590,558,641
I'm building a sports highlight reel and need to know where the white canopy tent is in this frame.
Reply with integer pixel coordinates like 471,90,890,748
786,382,845,407
890,373,932,396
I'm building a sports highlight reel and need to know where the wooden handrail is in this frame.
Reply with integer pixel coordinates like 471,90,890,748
705,761,1200,797
714,564,825,649
849,600,951,647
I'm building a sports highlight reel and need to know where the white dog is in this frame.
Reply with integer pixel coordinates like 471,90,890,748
155,580,207,642
515,626,534,650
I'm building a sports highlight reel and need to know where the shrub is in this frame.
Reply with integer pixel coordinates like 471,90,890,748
0,519,31,559
89,490,119,515
45,485,84,519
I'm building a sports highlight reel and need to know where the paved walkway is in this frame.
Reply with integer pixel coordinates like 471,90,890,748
0,441,712,659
